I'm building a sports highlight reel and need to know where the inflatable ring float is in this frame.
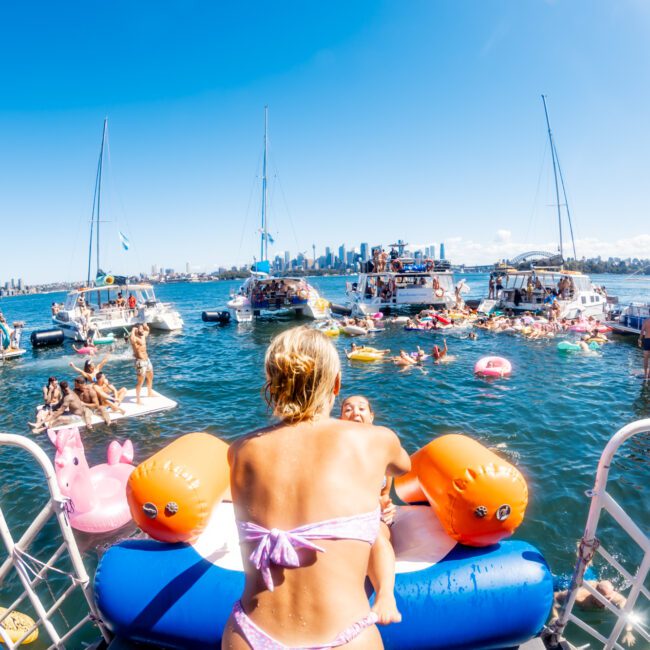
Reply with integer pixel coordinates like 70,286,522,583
0,607,38,644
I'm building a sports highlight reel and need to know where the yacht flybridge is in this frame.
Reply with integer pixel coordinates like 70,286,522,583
52,119,183,340
226,107,330,323
346,244,457,316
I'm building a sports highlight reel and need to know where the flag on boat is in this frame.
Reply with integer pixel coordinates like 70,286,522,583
257,229,274,244
119,231,130,251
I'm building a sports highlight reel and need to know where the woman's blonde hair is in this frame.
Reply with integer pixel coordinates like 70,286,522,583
264,326,340,423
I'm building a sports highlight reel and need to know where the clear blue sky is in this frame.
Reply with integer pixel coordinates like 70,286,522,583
1,1,649,284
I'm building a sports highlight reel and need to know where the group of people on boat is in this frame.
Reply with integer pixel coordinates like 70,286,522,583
249,279,311,308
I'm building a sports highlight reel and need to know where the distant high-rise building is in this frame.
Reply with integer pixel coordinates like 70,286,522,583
338,244,346,267
325,247,332,267
360,242,369,261
284,250,291,269
346,250,355,266
186,262,190,274
10,278,15,289
151,265,158,275
17,278,24,290
440,243,445,260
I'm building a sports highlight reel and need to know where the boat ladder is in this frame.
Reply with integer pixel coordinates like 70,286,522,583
546,419,650,650
0,433,112,649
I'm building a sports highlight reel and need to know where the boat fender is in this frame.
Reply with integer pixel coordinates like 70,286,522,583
394,434,528,546
202,311,231,324
434,288,444,298
127,432,230,543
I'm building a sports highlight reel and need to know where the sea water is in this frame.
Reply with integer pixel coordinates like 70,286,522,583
0,274,648,647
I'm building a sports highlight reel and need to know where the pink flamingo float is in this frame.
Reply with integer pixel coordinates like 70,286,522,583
47,427,135,533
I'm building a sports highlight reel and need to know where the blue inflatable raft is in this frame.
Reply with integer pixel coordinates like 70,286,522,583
95,504,553,649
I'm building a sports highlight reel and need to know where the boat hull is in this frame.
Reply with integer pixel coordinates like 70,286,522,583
95,505,552,650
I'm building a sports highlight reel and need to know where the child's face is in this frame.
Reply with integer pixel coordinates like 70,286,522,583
341,397,374,424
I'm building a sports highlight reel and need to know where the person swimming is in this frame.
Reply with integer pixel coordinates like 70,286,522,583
223,326,410,649
340,395,401,625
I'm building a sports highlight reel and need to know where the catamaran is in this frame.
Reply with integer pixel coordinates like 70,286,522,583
345,241,459,316
52,119,183,341
482,96,606,320
226,107,330,323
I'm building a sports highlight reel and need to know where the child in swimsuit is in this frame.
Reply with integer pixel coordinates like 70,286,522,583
340,395,402,626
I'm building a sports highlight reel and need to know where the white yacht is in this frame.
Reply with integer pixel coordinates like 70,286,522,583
346,246,457,316
486,96,606,321
227,272,330,323
484,265,607,320
225,107,330,324
53,282,183,340
52,119,183,341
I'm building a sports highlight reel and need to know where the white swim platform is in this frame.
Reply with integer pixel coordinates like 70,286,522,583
40,389,177,431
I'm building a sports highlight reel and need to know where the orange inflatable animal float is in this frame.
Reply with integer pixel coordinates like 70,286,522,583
394,434,528,546
127,432,230,543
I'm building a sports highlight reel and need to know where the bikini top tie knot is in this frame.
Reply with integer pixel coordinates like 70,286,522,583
237,507,381,592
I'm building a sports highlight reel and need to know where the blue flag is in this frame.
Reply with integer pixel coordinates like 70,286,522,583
119,231,130,251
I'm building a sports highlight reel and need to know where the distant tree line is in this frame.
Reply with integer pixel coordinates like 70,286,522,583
562,258,650,275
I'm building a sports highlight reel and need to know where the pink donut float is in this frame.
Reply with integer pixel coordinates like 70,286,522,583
48,427,135,533
370,312,384,320
474,356,512,378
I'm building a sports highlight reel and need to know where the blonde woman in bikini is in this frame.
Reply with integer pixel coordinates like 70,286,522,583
223,327,410,649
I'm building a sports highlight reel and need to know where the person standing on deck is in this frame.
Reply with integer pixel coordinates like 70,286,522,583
130,324,154,404
638,318,650,380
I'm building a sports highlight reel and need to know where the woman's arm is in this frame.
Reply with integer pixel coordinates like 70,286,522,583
380,427,411,478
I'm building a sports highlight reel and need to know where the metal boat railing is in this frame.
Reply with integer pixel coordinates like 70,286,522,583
547,419,650,650
0,433,111,649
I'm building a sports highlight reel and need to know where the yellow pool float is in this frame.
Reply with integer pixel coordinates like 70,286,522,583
0,607,38,644
346,346,387,362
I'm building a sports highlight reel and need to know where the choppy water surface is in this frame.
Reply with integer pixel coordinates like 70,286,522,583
1,273,648,646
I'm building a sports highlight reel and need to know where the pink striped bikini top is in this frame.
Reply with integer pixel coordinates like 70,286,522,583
237,507,381,591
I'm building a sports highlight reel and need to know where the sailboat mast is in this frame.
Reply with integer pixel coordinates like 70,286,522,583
541,95,564,261
97,118,107,277
86,118,108,285
261,106,269,262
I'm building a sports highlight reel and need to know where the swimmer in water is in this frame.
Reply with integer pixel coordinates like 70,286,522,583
340,395,402,625
72,339,97,356
553,580,635,647
392,350,418,367
433,339,457,365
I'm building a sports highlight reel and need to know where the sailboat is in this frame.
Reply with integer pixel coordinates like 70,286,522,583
52,119,183,340
226,107,330,323
485,96,607,320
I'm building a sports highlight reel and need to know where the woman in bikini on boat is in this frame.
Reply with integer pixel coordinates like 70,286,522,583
223,326,410,649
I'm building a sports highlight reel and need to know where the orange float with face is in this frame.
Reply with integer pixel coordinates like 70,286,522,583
127,432,230,543
394,434,528,547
